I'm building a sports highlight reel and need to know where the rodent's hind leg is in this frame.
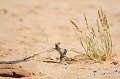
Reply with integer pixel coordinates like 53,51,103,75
59,55,64,63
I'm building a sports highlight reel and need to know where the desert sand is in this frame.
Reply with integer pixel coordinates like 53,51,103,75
0,0,120,79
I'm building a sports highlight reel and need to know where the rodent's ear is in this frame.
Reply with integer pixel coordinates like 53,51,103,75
58,42,60,45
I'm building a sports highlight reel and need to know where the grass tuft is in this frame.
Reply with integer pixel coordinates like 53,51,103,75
70,9,116,62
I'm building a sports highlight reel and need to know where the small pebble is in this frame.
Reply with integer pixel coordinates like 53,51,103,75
93,70,97,73
115,70,117,72
102,73,105,75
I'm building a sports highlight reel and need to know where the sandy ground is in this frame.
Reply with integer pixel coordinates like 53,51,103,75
0,0,120,79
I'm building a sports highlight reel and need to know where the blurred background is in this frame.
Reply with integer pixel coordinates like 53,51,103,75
0,0,120,61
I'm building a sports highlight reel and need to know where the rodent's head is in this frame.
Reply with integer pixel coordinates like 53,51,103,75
55,42,60,50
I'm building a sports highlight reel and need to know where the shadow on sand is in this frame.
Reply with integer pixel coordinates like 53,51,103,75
0,59,29,64
0,59,59,64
